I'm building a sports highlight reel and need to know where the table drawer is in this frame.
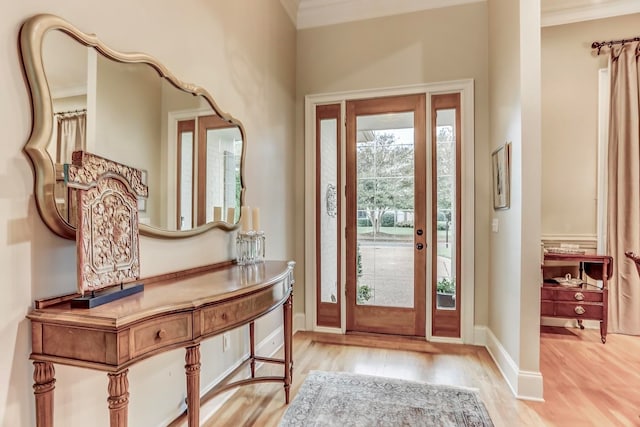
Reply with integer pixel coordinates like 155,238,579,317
130,313,192,358
554,289,602,303
541,288,555,300
554,303,603,320
201,282,289,336
540,301,554,316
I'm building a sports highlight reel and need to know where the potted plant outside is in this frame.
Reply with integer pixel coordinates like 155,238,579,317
436,277,455,308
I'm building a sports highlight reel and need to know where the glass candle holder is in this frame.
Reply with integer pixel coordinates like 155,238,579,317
236,230,265,265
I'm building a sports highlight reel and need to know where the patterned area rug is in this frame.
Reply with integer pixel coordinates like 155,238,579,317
279,371,494,427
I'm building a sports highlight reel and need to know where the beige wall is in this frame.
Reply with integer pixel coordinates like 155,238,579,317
95,56,163,225
0,1,295,425
487,0,542,397
296,1,492,325
488,0,523,368
541,13,640,239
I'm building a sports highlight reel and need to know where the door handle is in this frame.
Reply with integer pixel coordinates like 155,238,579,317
416,243,424,250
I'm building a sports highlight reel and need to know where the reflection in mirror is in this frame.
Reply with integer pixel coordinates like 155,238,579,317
22,14,245,238
176,115,241,230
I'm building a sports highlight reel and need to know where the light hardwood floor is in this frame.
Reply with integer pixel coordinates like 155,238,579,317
205,328,640,426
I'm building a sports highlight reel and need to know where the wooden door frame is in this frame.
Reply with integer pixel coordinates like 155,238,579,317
431,93,462,338
196,115,238,226
345,94,426,337
303,81,475,344
176,119,195,230
315,104,342,328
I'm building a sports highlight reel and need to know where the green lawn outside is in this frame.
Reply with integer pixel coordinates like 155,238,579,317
356,227,453,259
357,226,414,236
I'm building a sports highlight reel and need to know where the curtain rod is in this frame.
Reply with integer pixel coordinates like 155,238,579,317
54,108,87,115
592,37,640,55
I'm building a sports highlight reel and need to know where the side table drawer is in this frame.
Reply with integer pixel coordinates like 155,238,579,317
554,303,603,320
554,289,603,303
541,288,555,300
130,313,192,358
540,301,554,316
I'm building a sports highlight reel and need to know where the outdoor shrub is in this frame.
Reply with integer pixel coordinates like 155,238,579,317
358,218,372,227
436,221,449,231
357,284,373,303
356,243,372,303
437,277,455,294
381,212,396,227
396,221,414,228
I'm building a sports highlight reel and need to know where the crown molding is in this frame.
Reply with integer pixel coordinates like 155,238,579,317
541,0,640,27
280,0,299,27
297,0,484,29
292,0,640,30
51,85,87,99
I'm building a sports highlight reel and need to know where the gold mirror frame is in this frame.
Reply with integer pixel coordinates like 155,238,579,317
20,13,245,239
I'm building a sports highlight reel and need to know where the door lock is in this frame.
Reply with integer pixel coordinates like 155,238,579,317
416,229,423,236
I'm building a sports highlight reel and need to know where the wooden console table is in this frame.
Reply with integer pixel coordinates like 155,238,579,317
28,260,295,427
541,253,611,343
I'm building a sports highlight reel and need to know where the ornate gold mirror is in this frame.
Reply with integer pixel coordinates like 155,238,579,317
20,14,245,239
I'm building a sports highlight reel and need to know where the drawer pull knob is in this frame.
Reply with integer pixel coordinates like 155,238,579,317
574,292,585,301
574,306,586,315
156,329,167,339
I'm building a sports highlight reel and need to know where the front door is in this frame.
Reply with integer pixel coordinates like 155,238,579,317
345,94,426,336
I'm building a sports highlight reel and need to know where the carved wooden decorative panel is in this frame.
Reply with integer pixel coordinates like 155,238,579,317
66,152,148,296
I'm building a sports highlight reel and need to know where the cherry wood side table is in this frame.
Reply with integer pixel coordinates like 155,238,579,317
28,260,295,427
541,253,611,343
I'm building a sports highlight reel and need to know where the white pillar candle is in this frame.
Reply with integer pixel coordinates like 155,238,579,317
252,207,260,231
226,207,235,224
241,206,251,231
213,206,222,222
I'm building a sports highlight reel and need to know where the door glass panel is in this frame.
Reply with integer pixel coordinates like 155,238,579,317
320,118,339,304
179,131,193,230
356,112,414,308
204,127,242,223
435,109,457,310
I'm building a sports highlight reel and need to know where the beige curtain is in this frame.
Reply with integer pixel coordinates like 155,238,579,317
56,112,86,163
607,41,640,335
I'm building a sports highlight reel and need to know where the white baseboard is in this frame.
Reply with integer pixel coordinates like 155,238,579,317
255,326,286,360
541,317,599,330
162,358,246,427
429,336,464,344
517,370,545,402
294,313,306,333
313,325,343,334
195,362,247,425
484,327,544,401
473,325,488,346
173,326,285,426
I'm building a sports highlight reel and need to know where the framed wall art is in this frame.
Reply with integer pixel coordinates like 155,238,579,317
492,142,511,210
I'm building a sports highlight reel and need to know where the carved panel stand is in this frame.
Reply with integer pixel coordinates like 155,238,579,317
66,151,148,306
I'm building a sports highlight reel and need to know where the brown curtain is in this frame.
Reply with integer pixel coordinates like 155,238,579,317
54,112,86,226
56,112,86,163
607,41,640,335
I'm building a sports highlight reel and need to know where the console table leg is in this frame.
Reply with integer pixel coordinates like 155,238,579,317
249,322,256,378
185,345,201,427
107,369,129,427
33,361,55,427
283,294,293,404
